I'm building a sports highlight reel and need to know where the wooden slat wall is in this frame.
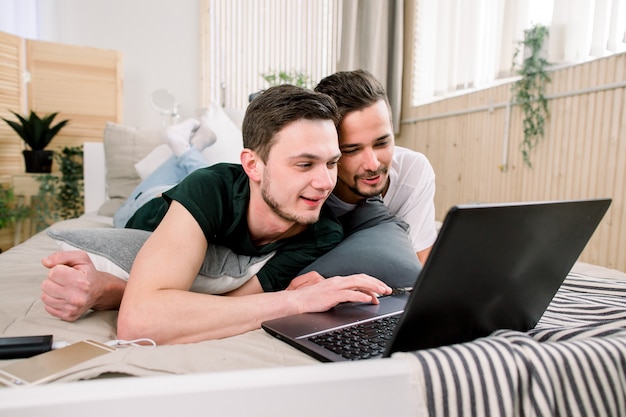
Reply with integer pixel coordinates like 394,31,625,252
0,32,25,250
0,32,123,251
26,39,123,152
398,52,626,272
0,31,25,183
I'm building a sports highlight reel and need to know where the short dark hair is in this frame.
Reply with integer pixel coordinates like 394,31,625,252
242,84,340,162
315,69,389,120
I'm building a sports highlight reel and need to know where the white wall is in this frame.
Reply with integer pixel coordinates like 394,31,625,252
37,0,200,129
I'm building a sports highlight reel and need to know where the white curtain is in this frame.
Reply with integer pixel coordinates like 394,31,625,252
550,0,626,62
413,0,510,103
205,0,341,109
0,0,40,39
337,0,404,132
413,0,626,105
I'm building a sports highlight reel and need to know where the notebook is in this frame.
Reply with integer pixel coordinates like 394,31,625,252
262,198,612,362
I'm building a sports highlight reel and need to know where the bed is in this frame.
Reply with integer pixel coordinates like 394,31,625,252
1,105,625,416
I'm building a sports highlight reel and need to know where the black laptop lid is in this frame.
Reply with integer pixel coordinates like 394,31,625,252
385,198,611,354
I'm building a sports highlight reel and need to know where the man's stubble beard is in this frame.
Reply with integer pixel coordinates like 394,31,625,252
344,167,389,199
261,176,320,226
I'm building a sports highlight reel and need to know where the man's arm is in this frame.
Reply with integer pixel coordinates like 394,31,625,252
417,246,432,267
386,150,437,262
117,202,391,345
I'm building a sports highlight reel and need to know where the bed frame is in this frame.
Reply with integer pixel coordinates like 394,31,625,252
0,358,421,416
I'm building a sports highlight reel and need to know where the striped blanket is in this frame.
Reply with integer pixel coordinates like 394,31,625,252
410,273,626,417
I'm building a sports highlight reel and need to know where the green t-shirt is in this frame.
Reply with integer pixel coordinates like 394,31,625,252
125,163,343,291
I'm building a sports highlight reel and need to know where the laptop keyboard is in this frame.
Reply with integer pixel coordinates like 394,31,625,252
308,314,400,360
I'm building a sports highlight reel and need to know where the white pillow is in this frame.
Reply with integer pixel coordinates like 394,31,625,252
132,103,245,180
134,144,173,179
48,228,273,295
198,102,244,166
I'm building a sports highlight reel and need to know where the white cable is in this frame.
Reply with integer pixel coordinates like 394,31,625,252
52,338,157,350
105,338,157,348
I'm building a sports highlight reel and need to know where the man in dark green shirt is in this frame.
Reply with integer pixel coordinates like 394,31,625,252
125,163,343,292
41,85,392,344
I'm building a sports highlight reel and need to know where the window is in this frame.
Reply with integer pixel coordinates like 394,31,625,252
411,0,626,106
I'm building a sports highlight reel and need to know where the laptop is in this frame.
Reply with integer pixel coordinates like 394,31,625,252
262,198,612,362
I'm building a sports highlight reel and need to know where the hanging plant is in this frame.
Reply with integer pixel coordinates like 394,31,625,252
511,24,552,168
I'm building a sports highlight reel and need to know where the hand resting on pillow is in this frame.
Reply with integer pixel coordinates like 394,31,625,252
43,227,274,322
42,198,420,322
41,248,391,325
41,250,128,321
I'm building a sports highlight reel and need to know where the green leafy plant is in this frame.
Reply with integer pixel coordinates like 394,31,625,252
511,23,552,168
250,70,314,102
0,184,31,230
33,146,84,231
261,70,312,89
2,110,70,151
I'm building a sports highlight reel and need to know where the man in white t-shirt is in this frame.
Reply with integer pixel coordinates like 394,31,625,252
316,69,437,265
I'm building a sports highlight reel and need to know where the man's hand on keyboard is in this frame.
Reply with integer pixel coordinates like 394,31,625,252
286,271,392,314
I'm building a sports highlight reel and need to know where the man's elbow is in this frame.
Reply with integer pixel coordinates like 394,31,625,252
116,306,153,342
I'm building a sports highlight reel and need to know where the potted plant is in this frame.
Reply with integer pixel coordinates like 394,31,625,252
261,69,311,88
250,69,312,102
1,110,70,173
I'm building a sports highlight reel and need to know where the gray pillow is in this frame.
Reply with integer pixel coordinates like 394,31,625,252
299,198,422,288
47,228,274,294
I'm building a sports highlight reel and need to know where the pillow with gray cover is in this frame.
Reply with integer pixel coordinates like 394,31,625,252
48,228,273,295
298,197,422,289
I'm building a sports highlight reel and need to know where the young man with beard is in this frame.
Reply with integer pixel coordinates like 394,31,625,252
40,85,392,344
293,70,437,289
317,69,437,265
